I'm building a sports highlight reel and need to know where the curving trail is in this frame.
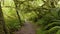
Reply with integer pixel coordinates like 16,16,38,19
15,21,36,34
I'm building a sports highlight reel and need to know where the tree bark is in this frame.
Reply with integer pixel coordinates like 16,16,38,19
13,0,22,26
0,1,9,34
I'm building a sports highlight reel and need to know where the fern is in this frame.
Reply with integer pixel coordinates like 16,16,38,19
36,8,60,34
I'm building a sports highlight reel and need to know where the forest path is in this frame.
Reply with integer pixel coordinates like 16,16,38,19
15,21,36,34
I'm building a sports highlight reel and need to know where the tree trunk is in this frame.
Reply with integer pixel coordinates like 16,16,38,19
0,1,9,34
13,0,22,26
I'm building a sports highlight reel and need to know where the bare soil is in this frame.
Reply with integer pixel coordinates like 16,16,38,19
14,21,36,34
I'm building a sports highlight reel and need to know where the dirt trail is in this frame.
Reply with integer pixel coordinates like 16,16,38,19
15,21,36,34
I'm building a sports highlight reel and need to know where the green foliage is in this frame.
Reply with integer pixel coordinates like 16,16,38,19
56,30,60,34
1,0,60,34
36,8,60,34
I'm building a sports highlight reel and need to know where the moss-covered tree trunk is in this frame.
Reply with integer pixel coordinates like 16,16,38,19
0,1,8,34
13,0,22,26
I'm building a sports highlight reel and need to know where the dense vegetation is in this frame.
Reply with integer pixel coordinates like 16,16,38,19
0,0,60,34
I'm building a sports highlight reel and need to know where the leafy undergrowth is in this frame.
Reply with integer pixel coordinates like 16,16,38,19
4,17,25,34
36,8,60,34
36,28,46,34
